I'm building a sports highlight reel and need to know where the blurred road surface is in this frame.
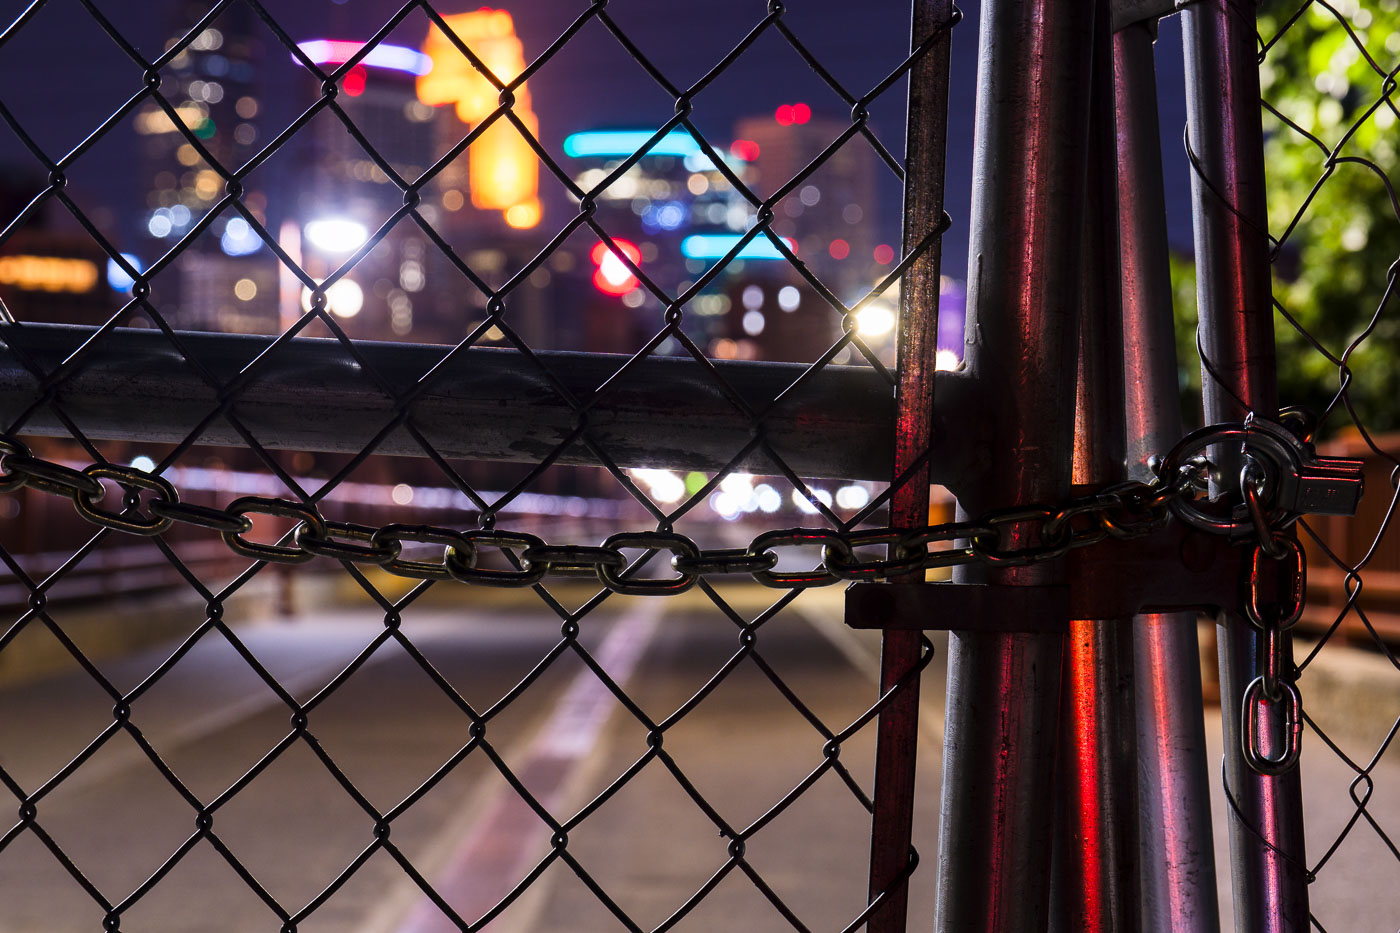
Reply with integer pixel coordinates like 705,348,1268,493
0,588,943,933
2,588,1397,931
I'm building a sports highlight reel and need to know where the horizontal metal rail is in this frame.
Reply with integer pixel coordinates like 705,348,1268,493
0,324,975,483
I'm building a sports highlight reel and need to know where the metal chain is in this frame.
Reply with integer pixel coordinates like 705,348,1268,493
1233,438,1310,776
0,434,1202,596
1240,528,1307,776
0,429,1316,780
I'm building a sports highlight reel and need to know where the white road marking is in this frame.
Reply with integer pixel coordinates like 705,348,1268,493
380,602,662,933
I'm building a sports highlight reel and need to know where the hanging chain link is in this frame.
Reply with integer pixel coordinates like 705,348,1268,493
0,433,1206,596
1240,510,1308,776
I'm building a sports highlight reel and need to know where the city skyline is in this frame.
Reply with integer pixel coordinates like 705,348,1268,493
0,0,941,369
0,0,1196,346
0,1,923,270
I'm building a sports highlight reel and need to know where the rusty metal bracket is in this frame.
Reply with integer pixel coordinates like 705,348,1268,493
845,518,1247,631
1063,516,1247,618
846,580,1072,634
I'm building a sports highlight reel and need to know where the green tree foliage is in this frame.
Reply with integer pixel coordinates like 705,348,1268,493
1169,251,1202,429
1174,0,1400,435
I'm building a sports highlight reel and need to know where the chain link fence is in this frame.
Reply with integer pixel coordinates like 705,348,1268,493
14,0,1400,927
1249,0,1400,925
0,1,963,929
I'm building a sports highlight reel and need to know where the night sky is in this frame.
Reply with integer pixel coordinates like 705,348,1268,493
0,0,1196,280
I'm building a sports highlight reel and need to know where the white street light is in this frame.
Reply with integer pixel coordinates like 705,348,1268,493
301,279,364,318
856,302,897,337
304,218,369,253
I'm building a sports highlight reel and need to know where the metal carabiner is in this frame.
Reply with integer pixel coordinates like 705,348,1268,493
1242,676,1303,776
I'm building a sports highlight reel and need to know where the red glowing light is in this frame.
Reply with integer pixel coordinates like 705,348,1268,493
776,103,810,126
591,238,642,296
730,139,760,161
344,64,367,97
828,238,850,260
873,243,895,265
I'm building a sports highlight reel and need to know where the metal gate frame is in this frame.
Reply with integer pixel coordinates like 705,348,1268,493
870,0,1302,928
904,0,1306,928
0,0,1333,928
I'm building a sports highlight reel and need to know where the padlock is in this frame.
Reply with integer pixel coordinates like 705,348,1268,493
1161,415,1366,536
1244,415,1364,519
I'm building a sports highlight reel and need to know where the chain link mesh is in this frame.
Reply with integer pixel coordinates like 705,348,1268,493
1228,0,1400,924
0,1,961,929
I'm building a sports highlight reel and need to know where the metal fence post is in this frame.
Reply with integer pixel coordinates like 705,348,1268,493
1181,0,1310,928
934,0,1097,927
867,0,955,929
1050,1,1139,927
1115,19,1222,933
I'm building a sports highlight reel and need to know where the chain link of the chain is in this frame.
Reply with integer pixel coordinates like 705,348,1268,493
1240,530,1306,776
0,435,1200,596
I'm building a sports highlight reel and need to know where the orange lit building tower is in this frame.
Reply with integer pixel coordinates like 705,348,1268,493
406,9,560,352
417,9,542,231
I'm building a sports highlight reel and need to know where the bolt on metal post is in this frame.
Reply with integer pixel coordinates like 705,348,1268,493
934,0,1097,927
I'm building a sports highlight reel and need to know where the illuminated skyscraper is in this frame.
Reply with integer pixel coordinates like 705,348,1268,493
133,3,272,332
285,39,459,342
294,40,439,212
136,3,263,253
288,13,550,346
559,129,769,353
733,106,881,302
